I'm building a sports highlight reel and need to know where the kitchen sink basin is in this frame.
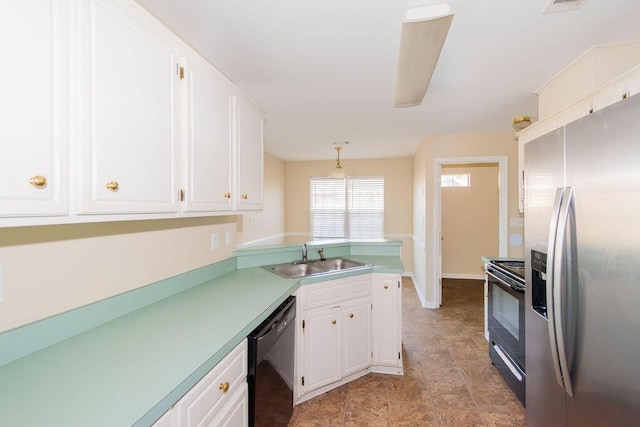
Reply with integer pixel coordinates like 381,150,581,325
264,257,370,279
268,262,326,278
310,258,365,271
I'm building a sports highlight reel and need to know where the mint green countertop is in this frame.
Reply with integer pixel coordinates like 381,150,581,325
0,246,403,426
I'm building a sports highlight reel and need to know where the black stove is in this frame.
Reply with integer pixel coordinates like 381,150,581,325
491,260,525,278
487,260,525,295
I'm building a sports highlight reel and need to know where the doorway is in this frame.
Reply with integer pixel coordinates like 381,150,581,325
440,163,499,280
433,156,508,307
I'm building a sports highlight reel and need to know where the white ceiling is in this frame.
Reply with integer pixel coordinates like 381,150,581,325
137,0,640,161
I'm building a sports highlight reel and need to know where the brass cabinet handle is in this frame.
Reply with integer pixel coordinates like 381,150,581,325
106,181,119,192
219,382,229,393
29,175,47,189
224,192,231,199
384,284,389,289
331,320,336,325
241,193,248,199
349,314,354,318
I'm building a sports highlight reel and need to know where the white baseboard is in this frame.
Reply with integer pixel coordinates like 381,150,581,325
408,273,440,308
441,273,485,281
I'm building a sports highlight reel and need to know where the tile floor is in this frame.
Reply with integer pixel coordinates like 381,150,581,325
286,277,526,426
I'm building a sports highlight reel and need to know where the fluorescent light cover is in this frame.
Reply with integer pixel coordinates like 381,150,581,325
394,4,453,108
404,4,451,22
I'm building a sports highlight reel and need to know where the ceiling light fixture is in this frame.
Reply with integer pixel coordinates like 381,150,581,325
328,146,348,179
394,3,454,108
512,116,532,131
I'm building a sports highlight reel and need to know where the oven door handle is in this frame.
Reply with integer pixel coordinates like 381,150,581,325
486,270,524,296
546,188,564,390
553,187,576,397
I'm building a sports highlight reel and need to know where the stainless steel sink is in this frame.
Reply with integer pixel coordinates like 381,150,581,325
309,258,365,271
264,257,370,279
268,262,326,278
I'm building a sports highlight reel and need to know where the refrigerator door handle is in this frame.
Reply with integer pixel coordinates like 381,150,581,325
546,188,565,390
553,186,576,397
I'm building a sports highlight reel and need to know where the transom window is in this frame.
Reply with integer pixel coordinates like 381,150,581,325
441,173,471,187
310,176,384,239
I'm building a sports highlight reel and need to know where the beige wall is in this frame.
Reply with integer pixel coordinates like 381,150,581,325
285,158,414,273
412,132,524,307
239,152,287,247
441,164,499,277
0,217,239,333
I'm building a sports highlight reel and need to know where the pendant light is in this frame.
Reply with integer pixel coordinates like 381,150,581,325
328,146,347,179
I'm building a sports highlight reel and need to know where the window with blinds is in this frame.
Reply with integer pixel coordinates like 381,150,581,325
310,176,384,239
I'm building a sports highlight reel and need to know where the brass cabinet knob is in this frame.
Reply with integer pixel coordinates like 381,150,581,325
29,175,47,189
349,314,354,318
219,382,229,393
241,193,248,199
224,192,231,199
331,320,336,325
384,284,389,289
105,181,119,192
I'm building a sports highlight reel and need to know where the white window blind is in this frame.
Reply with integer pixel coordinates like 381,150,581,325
310,176,384,239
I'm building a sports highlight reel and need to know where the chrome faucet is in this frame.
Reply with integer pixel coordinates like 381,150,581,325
317,248,326,261
302,243,308,262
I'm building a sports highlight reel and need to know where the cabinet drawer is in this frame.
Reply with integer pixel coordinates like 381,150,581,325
174,339,247,426
301,275,371,310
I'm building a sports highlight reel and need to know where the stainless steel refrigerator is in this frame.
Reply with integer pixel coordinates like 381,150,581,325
524,94,640,426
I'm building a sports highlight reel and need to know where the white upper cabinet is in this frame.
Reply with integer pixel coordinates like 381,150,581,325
76,0,179,214
0,0,69,218
235,96,264,211
182,54,234,212
0,0,264,226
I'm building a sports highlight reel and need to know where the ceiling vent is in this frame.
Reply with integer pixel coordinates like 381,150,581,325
542,0,588,14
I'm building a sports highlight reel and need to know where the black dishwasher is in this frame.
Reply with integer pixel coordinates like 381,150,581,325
247,295,296,427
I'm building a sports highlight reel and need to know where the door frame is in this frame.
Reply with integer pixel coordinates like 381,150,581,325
433,156,508,306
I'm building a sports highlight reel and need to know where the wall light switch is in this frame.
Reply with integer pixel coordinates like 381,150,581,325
225,231,233,247
0,266,3,304
211,233,219,251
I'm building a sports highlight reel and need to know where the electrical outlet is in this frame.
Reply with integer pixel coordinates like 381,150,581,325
211,233,219,251
225,231,233,247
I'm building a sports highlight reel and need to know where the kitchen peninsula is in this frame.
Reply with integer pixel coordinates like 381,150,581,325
0,240,402,426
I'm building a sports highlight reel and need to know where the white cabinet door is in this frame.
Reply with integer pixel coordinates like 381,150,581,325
207,383,249,427
182,54,234,212
235,96,263,210
151,410,172,427
77,0,179,214
372,274,402,368
342,297,372,377
0,0,68,218
173,340,247,426
302,306,341,392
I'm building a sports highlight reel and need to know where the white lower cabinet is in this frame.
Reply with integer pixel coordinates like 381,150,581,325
296,273,402,403
155,339,248,427
302,305,342,392
372,274,403,371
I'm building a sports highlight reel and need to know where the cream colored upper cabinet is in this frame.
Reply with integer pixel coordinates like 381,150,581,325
76,0,179,214
182,54,234,213
235,96,264,211
0,0,68,218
